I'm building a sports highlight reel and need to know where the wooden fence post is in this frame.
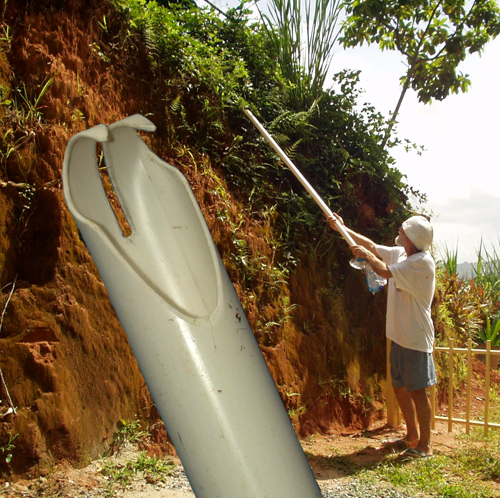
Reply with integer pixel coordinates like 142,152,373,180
386,338,401,427
485,340,491,437
466,338,472,435
448,338,454,433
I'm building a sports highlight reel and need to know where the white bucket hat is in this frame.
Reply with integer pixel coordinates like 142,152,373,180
402,215,433,251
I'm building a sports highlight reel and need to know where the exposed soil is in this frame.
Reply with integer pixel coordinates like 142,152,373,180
0,0,389,479
0,420,472,497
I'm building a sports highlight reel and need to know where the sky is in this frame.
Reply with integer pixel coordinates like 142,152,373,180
203,0,500,264
333,37,500,264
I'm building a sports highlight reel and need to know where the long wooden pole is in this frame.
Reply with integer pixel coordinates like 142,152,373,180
485,340,491,436
244,108,355,246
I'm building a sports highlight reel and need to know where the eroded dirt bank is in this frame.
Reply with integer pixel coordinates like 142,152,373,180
0,0,388,480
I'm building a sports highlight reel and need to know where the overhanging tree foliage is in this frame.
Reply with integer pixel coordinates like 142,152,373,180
341,0,500,148
110,0,416,245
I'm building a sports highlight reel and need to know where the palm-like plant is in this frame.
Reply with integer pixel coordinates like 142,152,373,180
258,0,343,109
475,241,500,316
476,315,500,348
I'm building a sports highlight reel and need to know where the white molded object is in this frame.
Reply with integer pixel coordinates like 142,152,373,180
62,115,322,498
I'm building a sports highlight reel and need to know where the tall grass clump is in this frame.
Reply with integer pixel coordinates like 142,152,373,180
442,245,459,277
436,242,500,348
475,241,500,316
258,0,344,109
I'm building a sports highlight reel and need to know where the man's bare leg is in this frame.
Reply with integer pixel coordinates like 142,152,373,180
393,386,419,446
410,388,433,455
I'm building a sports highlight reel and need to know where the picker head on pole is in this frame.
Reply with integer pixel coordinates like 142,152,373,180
325,212,388,294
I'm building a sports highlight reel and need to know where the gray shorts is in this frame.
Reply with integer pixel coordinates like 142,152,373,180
390,341,437,392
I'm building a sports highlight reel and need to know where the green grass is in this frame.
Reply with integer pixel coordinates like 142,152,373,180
371,455,493,497
101,451,176,495
357,431,500,498
0,431,18,464
307,429,500,497
107,418,149,456
98,418,176,496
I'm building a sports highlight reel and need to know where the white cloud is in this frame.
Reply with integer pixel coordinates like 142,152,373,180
343,38,500,263
429,188,500,263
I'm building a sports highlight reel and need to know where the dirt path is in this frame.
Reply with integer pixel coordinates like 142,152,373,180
1,420,464,497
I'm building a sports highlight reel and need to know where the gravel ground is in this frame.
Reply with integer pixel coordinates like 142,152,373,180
167,465,418,498
323,479,417,497
3,425,450,498
2,460,425,498
160,465,418,498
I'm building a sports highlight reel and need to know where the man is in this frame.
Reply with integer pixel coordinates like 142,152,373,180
326,213,436,458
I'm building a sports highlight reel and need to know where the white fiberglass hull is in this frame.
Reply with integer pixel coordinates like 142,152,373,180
62,115,321,498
